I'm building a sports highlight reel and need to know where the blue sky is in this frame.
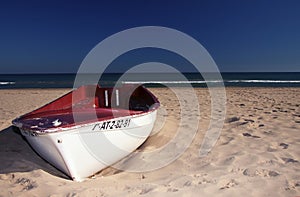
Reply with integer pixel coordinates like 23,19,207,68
0,0,299,73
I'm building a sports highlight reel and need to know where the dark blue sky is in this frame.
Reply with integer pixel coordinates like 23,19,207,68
0,0,299,73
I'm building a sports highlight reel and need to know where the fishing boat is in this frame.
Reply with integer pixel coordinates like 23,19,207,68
12,84,159,181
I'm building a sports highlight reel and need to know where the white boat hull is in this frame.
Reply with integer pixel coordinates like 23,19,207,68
20,110,157,181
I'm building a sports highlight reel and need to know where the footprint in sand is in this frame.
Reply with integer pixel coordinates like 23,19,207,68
284,180,300,191
15,177,38,191
219,179,238,190
244,118,255,123
220,136,234,145
279,143,289,149
282,158,298,163
243,168,280,177
225,116,240,123
242,132,261,138
0,173,15,181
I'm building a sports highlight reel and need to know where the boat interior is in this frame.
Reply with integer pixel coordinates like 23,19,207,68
13,85,159,131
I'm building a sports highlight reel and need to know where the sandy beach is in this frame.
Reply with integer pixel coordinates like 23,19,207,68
0,87,299,196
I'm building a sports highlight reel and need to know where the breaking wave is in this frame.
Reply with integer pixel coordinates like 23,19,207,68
0,81,15,85
123,80,300,84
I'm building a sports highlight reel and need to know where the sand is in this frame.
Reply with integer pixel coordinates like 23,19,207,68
0,87,299,196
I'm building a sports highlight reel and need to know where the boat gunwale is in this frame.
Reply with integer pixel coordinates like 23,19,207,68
14,107,159,136
12,84,160,135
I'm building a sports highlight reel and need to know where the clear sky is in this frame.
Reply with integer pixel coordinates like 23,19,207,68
0,0,299,73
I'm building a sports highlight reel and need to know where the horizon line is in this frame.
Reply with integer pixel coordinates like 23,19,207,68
1,71,300,75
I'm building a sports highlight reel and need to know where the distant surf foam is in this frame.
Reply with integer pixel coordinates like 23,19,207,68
227,80,300,83
123,80,209,84
1,73,300,88
123,80,300,84
0,81,15,85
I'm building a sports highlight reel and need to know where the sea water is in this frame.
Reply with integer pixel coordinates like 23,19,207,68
0,72,300,89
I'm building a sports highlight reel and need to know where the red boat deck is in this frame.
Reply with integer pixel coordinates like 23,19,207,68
13,85,159,133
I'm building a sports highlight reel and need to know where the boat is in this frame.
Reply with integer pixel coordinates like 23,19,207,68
12,84,159,181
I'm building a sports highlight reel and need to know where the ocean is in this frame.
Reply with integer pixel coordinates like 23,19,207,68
0,72,300,89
